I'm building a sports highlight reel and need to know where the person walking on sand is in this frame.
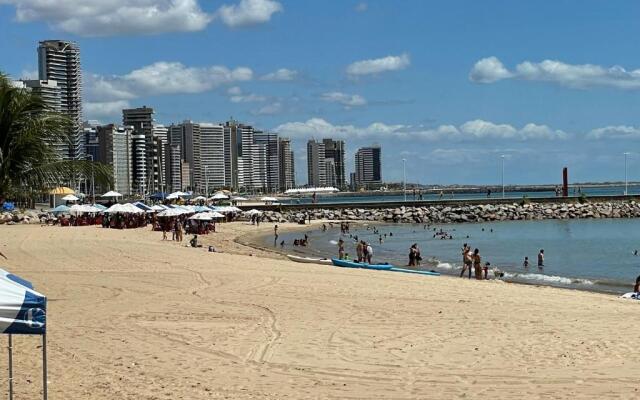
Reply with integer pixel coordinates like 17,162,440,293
356,240,364,262
538,249,545,269
473,248,482,280
366,242,373,264
338,238,345,260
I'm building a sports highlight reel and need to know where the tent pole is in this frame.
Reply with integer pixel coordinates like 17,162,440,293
8,334,13,400
42,333,47,400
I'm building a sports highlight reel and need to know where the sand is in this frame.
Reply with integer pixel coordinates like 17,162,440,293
1,222,639,399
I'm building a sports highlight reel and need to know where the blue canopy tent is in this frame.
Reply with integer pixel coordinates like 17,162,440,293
0,269,47,399
132,201,153,212
148,192,167,200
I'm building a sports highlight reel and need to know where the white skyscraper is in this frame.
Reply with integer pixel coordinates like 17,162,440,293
200,123,226,193
38,40,83,159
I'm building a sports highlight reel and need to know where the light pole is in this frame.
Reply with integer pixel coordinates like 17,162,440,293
204,166,209,197
86,154,95,203
624,152,630,195
500,154,506,199
402,158,407,202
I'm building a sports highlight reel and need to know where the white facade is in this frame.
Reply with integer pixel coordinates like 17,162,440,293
200,123,226,192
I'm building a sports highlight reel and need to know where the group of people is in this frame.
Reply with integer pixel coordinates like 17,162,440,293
523,249,545,269
459,243,489,280
336,238,374,264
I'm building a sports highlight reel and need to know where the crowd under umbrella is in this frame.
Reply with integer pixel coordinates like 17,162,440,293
69,204,101,215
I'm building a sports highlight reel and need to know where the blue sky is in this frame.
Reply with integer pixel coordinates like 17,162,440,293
1,0,640,185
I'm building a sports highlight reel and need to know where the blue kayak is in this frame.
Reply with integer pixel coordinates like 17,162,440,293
331,258,393,270
390,267,441,276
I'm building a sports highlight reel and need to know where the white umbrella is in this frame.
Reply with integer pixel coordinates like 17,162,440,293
232,196,248,201
260,196,277,202
70,204,102,215
193,196,207,201
101,191,122,198
210,193,229,200
189,213,213,221
208,211,224,218
245,209,263,216
61,194,79,201
157,208,186,217
104,203,126,214
151,205,166,211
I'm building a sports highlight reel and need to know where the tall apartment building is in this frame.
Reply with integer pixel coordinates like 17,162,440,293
200,123,226,193
307,139,327,187
123,107,153,194
165,143,182,192
37,40,82,159
354,145,382,188
223,120,260,190
21,80,61,112
254,132,279,192
322,139,346,189
278,137,295,191
82,121,100,163
168,121,202,191
151,124,168,194
98,124,132,195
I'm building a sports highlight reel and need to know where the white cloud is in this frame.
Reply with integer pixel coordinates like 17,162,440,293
346,54,410,76
275,118,568,141
355,2,368,12
587,125,640,140
0,0,212,36
470,56,640,90
18,69,38,80
260,68,298,81
217,0,282,27
469,57,512,83
226,86,266,103
86,62,253,101
321,92,367,108
84,100,131,119
254,102,283,115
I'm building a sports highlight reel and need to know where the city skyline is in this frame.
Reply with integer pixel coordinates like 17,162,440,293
2,1,640,185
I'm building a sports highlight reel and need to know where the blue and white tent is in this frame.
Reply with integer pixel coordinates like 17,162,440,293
0,269,46,335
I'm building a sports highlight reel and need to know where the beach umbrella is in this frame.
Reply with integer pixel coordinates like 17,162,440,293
151,204,166,211
101,191,122,198
49,187,75,195
104,203,126,214
61,194,79,202
208,211,224,218
189,213,213,221
69,204,101,215
132,201,153,212
244,209,263,216
260,196,277,202
193,195,207,201
50,204,70,214
210,192,229,200
92,203,107,211
232,196,248,201
122,203,145,214
157,208,186,217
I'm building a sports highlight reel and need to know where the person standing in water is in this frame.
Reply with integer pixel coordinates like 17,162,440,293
537,249,545,269
460,244,472,279
473,248,482,280
356,240,364,262
634,275,640,293
523,256,529,268
366,242,373,264
337,238,345,259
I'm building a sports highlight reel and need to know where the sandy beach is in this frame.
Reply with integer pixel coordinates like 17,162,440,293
1,221,639,399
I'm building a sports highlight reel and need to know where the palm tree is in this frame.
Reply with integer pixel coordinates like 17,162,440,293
0,73,112,205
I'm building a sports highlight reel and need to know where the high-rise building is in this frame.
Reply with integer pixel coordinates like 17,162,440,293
200,123,226,193
151,124,168,195
307,139,327,187
123,107,153,194
223,120,260,190
82,121,100,163
21,80,61,112
254,132,279,192
168,121,202,191
354,145,382,189
98,124,132,195
278,137,295,191
165,143,182,192
322,139,346,189
324,158,337,188
37,40,82,159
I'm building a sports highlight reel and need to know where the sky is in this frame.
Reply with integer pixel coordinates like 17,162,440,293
1,0,640,186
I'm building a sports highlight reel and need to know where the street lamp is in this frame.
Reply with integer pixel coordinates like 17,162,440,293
86,154,95,203
402,158,407,202
624,152,630,195
500,154,506,199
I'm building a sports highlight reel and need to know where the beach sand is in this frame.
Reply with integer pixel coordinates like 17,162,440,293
1,222,639,399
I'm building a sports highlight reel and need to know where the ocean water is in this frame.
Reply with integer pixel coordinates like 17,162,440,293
266,218,640,294
280,185,640,205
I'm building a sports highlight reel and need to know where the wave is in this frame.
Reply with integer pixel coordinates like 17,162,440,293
504,272,594,285
435,262,457,270
329,240,338,245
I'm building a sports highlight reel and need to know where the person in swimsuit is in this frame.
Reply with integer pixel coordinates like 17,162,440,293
338,238,345,259
460,244,472,279
538,249,545,269
473,249,482,280
634,275,640,293
356,241,363,262
523,256,529,268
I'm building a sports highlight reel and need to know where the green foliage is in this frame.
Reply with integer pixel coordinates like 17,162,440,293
578,193,588,204
0,73,112,200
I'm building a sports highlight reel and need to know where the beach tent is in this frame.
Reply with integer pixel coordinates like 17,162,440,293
105,203,143,214
151,204,167,212
0,269,48,399
69,204,101,215
189,213,213,221
208,211,224,219
157,208,187,217
92,203,107,211
245,209,263,216
61,194,79,202
133,202,153,212
193,195,207,201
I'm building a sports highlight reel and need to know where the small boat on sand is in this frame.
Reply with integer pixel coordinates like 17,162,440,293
331,258,393,270
287,255,333,265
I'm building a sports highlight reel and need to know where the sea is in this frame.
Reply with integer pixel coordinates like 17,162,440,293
261,218,640,294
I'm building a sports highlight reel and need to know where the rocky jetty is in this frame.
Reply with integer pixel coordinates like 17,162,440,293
260,201,640,224
0,210,46,225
